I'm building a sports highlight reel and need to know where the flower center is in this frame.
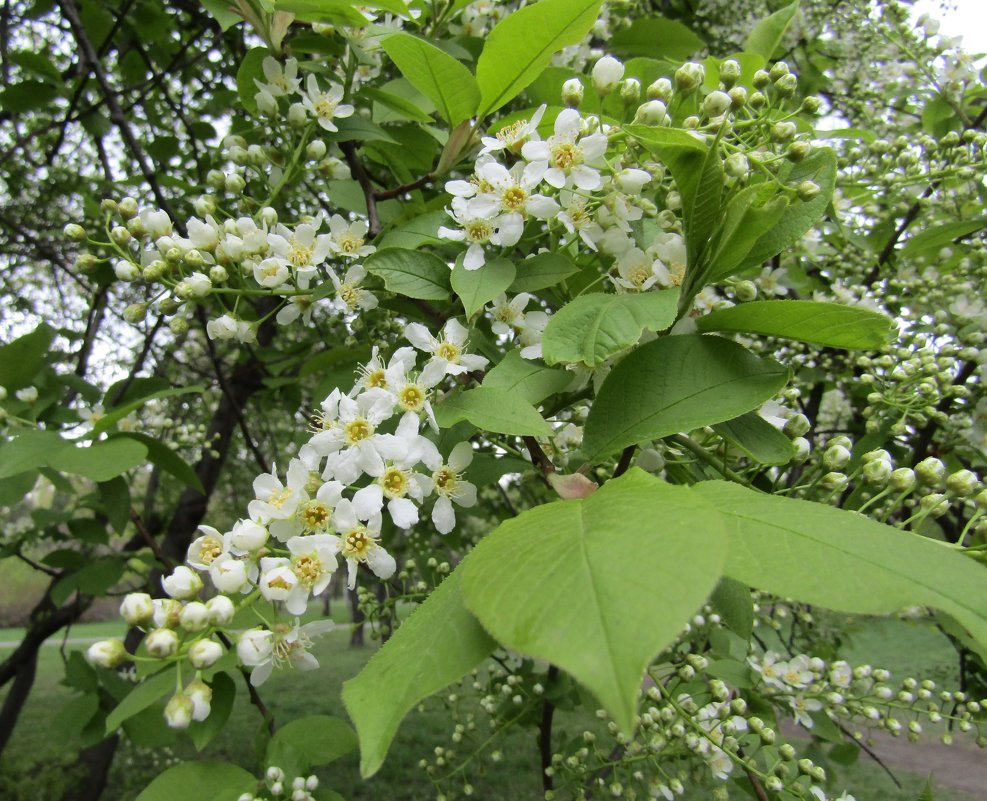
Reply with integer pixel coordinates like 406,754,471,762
299,500,331,531
435,342,461,362
433,467,458,495
293,554,324,588
289,240,313,266
398,384,425,411
262,262,283,280
380,466,408,498
345,418,373,444
502,186,527,211
315,96,337,118
267,487,293,509
551,142,582,170
338,284,359,308
464,220,493,243
341,527,371,559
336,233,363,253
197,536,223,565
364,368,387,389
628,265,650,288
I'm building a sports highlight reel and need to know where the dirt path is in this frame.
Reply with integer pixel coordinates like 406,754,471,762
781,720,987,799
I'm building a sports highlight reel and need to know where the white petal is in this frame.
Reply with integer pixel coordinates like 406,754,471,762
353,484,385,519
464,243,486,270
449,441,474,472
388,497,419,529
432,496,456,535
367,547,396,580
405,322,437,352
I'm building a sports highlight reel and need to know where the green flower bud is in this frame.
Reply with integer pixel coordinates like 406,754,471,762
915,457,946,486
123,303,148,324
779,744,796,761
719,59,741,87
890,467,916,491
63,223,87,242
100,198,118,214
225,174,246,194
821,471,848,490
788,141,812,162
775,72,798,96
157,298,181,315
206,169,226,190
307,140,327,161
734,280,757,302
920,492,948,517
110,226,132,246
209,265,229,283
633,100,667,126
749,91,766,109
117,197,138,219
646,78,672,101
946,469,979,497
702,90,731,117
771,121,797,142
752,69,770,89
728,86,747,109
797,180,821,200
769,61,790,82
802,96,822,114
863,458,893,485
184,249,205,268
619,78,641,106
823,445,851,469
674,62,704,93
783,414,810,438
75,253,99,272
562,77,584,108
169,316,190,334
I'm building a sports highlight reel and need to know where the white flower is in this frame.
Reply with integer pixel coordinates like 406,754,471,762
275,293,315,326
162,565,203,600
248,460,308,526
164,693,194,729
302,74,354,132
613,247,673,292
286,534,340,613
749,651,788,689
781,654,814,689
614,168,651,195
259,556,300,605
268,222,332,279
333,499,396,589
431,442,478,534
352,345,417,395
557,195,604,250
330,265,378,313
183,272,213,298
206,313,255,342
253,256,291,289
188,639,223,669
179,601,210,631
187,526,227,570
789,694,823,728
146,628,179,658
829,660,853,688
242,619,335,687
226,519,269,554
468,161,560,228
238,628,275,685
591,55,624,94
521,108,608,190
15,386,38,403
479,104,547,155
86,639,127,668
187,216,222,251
758,265,789,296
487,293,550,360
404,319,489,385
210,553,251,594
327,214,374,259
139,208,172,238
437,196,504,270
206,595,235,625
255,56,301,98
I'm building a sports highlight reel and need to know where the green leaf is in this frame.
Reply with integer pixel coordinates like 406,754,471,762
693,481,987,659
541,289,680,367
899,220,985,260
200,0,242,30
342,568,496,777
105,667,177,734
189,673,236,751
322,116,400,144
461,469,726,734
267,715,357,772
451,256,516,317
696,300,895,350
0,470,38,505
582,335,789,461
91,385,205,436
115,433,204,493
712,412,794,466
0,323,54,390
365,248,452,300
483,350,571,405
0,430,67,479
709,578,754,639
475,0,604,116
48,438,148,482
236,47,269,115
509,252,579,292
381,33,480,125
706,184,789,281
738,148,837,271
609,15,705,60
744,0,800,60
435,387,551,436
135,762,257,801
0,80,59,113
378,211,449,250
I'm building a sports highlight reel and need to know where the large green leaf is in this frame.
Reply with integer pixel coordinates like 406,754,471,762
696,300,895,350
0,324,54,391
744,0,800,60
381,33,480,125
115,433,204,493
583,335,789,461
267,715,357,773
0,430,68,479
609,15,705,60
509,252,579,292
541,289,680,367
483,350,571,405
693,481,987,658
712,412,794,466
738,148,837,271
105,667,177,734
706,184,789,281
899,219,985,261
475,0,604,116
365,248,452,300
342,568,496,777
461,469,726,734
235,47,268,115
48,437,148,482
435,387,551,436
135,762,256,801
450,256,516,317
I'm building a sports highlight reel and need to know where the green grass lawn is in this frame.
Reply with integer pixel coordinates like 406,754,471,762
0,612,978,801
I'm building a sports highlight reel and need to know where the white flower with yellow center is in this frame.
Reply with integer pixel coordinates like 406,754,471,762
254,56,301,98
430,442,478,535
283,534,340,614
748,651,788,690
225,519,269,555
267,222,332,280
521,108,608,190
327,214,374,259
252,256,291,289
758,265,789,296
612,247,673,293
479,104,547,155
352,346,417,396
269,478,345,542
352,413,438,529
248,459,308,525
788,694,823,728
209,553,252,594
332,499,396,589
557,194,604,251
468,161,559,234
187,526,227,570
404,319,489,385
238,619,334,687
437,196,516,270
301,74,354,132
329,265,377,313
308,388,405,485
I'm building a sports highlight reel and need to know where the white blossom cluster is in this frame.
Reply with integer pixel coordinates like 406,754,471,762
87,318,486,714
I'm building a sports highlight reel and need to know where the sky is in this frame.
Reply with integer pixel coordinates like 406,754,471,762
911,0,987,56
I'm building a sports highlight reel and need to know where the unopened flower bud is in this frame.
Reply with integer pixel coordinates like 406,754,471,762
803,96,822,114
749,90,766,109
189,639,224,670
775,73,798,96
674,62,704,93
162,566,203,600
771,121,797,142
890,467,916,491
206,595,236,626
619,78,641,106
306,140,327,161
725,153,749,178
117,197,138,219
209,265,229,283
180,601,211,632
946,469,979,497
633,100,667,126
915,457,946,486
146,628,179,658
100,198,118,214
64,223,87,242
164,693,194,729
784,414,810,438
769,61,790,82
821,471,848,490
113,260,140,281
123,303,149,324
797,180,820,201
823,445,851,469
734,280,757,301
591,56,624,95
863,458,893,484
75,253,99,272
87,639,127,668
788,141,811,162
288,102,307,127
186,678,213,721
120,592,154,626
727,86,747,110
225,174,246,193
920,492,948,517
259,206,279,227
646,78,672,101
562,77,584,108
702,90,731,117
110,226,132,246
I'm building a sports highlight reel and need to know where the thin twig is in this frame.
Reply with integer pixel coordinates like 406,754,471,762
340,141,381,237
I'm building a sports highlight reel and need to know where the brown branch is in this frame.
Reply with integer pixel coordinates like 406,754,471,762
374,172,433,200
612,445,635,479
340,140,381,238
539,664,559,795
522,435,555,477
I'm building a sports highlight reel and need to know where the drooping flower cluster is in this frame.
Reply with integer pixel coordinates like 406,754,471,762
87,319,485,715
